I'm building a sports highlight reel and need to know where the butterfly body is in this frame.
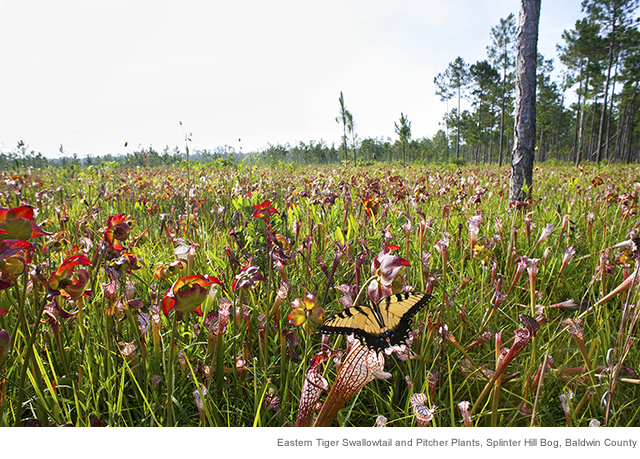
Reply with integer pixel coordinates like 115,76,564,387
319,292,432,352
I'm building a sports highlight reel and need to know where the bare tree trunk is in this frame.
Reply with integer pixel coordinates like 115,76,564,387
617,90,637,163
498,68,507,166
456,87,461,158
576,60,591,166
605,57,619,161
510,0,540,203
589,96,599,158
538,125,544,162
572,61,584,163
489,106,495,163
596,9,619,163
556,80,566,158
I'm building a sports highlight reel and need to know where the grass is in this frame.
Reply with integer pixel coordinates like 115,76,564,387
0,161,639,427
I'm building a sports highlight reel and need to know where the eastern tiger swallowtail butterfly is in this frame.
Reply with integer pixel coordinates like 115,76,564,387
319,292,432,352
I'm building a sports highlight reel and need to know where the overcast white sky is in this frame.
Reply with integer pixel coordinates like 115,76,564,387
0,0,585,158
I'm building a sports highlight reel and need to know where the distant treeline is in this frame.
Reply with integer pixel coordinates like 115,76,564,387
2,122,638,171
0,133,477,170
0,144,238,170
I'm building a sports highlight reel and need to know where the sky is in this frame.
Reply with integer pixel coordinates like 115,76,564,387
0,0,586,158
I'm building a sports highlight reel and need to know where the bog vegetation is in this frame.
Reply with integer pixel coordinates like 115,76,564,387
1,161,639,427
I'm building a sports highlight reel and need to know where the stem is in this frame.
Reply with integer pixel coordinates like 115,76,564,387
215,330,224,398
490,374,502,426
165,312,179,426
352,275,377,306
13,295,47,426
530,350,550,427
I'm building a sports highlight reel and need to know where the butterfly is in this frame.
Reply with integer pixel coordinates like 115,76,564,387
319,292,432,352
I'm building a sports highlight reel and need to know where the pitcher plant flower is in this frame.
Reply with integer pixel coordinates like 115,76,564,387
0,239,33,286
162,274,221,317
367,245,410,303
287,292,325,332
154,259,185,281
47,254,92,300
58,268,91,301
362,196,379,218
251,200,279,223
232,265,266,292
103,213,132,251
42,230,70,254
109,252,142,274
0,205,50,241
0,239,33,262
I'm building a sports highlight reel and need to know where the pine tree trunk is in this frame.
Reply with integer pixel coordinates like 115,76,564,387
403,143,406,167
618,90,637,163
538,125,544,162
498,68,507,166
572,61,584,163
509,0,540,203
604,57,619,161
589,97,599,158
596,11,618,163
456,87,461,158
575,60,590,166
556,84,566,158
489,106,495,163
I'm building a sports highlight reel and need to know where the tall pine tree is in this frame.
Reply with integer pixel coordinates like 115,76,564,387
510,0,541,203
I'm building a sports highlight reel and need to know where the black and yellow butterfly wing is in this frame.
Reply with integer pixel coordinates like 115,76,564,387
318,292,432,352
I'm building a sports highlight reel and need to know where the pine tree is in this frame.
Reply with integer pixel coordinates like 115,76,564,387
394,113,411,167
510,0,541,203
335,91,351,164
439,57,470,159
583,0,640,162
488,14,518,167
470,60,500,163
